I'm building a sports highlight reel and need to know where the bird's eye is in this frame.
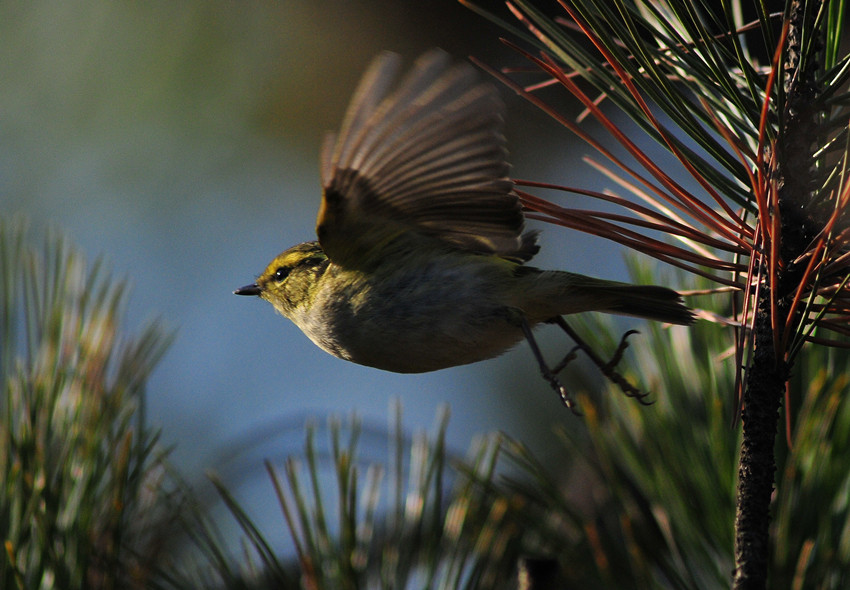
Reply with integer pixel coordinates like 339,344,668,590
273,267,291,282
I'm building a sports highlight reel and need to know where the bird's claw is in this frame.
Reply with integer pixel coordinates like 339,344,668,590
597,330,653,404
552,318,653,406
603,330,639,372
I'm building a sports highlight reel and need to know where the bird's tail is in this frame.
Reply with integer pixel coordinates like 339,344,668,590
593,283,694,325
522,270,694,325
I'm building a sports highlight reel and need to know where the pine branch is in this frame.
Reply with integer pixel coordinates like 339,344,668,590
462,1,850,588
0,218,175,589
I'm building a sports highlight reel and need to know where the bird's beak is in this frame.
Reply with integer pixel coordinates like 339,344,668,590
234,283,262,296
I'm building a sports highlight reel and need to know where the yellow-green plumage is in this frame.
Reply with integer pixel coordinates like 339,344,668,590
235,50,692,382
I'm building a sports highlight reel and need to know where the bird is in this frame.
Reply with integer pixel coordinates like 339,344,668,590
235,49,693,409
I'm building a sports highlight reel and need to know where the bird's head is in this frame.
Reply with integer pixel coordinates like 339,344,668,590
234,241,329,317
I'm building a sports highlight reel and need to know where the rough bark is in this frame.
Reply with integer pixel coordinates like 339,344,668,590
733,301,787,589
732,1,823,587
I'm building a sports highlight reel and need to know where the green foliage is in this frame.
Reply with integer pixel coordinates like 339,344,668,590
164,405,525,589
773,346,850,588
0,218,174,589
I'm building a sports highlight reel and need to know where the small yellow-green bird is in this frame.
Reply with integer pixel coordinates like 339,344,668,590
235,50,693,406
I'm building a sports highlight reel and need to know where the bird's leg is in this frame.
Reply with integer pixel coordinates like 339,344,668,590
549,316,652,405
518,317,582,414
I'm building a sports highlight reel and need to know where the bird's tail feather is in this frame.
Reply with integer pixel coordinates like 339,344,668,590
523,271,694,325
598,284,694,325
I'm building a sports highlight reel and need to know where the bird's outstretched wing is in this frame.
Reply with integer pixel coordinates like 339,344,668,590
317,49,538,269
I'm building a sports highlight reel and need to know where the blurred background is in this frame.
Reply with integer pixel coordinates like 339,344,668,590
1,0,670,545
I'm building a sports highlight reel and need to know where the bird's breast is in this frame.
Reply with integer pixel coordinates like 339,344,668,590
288,253,528,373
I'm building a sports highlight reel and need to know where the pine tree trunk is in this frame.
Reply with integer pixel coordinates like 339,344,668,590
732,1,822,587
733,301,787,589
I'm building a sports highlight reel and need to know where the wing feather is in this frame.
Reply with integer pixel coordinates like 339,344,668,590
318,49,538,268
